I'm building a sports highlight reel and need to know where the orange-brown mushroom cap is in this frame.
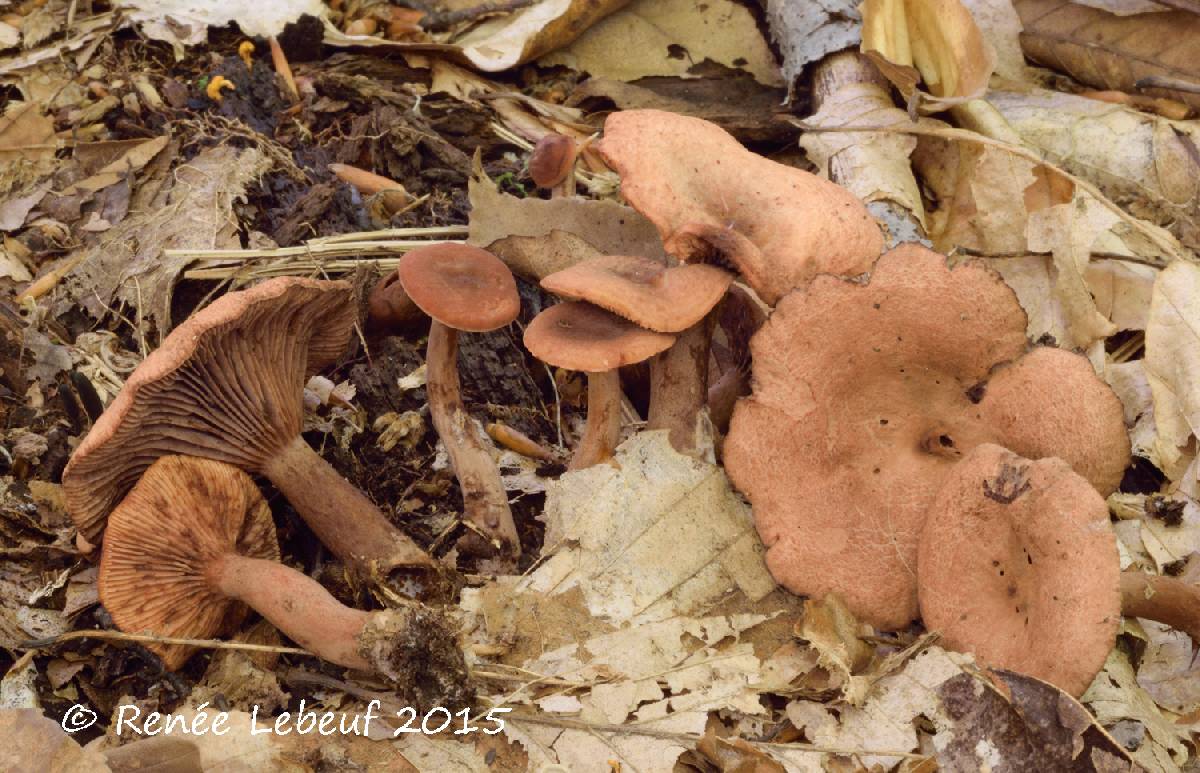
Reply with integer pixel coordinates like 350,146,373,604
63,278,355,543
529,134,577,189
99,455,279,670
541,255,733,333
524,301,676,373
723,244,1130,629
597,109,883,305
918,444,1121,697
397,244,520,332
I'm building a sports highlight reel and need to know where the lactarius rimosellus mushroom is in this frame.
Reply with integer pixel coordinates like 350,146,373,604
529,133,578,198
724,244,1131,629
597,109,883,305
524,301,675,469
917,444,1121,697
100,456,470,709
540,254,733,455
395,243,522,557
63,277,433,575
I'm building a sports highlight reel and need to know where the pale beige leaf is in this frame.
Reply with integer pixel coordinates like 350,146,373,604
61,136,168,197
0,710,110,773
961,0,1028,82
540,0,783,87
1145,260,1200,473
115,0,326,52
1082,649,1190,770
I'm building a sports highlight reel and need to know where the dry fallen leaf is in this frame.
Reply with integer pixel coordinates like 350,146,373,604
1144,260,1200,475
0,710,110,773
765,0,863,98
115,0,326,54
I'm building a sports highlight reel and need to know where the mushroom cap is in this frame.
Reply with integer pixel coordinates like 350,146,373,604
723,244,1131,629
529,134,577,189
918,444,1121,697
397,243,520,332
597,109,883,305
99,455,280,670
524,301,676,373
541,255,733,333
63,278,355,543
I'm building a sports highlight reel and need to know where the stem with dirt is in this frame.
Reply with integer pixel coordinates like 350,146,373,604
647,314,715,456
571,369,622,469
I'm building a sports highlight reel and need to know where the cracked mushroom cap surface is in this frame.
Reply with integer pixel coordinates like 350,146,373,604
918,444,1121,697
63,278,355,543
524,301,676,373
597,109,883,305
541,255,733,333
99,455,279,670
397,243,520,332
723,244,1130,629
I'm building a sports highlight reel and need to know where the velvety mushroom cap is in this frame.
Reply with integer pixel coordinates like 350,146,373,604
524,301,676,372
724,244,1131,629
99,455,279,670
397,244,519,332
541,255,733,333
63,278,355,543
918,444,1121,697
597,109,883,305
529,134,577,189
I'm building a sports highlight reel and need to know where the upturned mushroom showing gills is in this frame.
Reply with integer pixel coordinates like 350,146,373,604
394,243,522,557
597,109,883,305
917,444,1122,697
724,244,1131,630
524,301,676,469
63,277,433,575
540,255,733,455
100,456,470,709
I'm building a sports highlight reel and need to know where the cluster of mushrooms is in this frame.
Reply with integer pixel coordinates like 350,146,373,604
61,108,1198,704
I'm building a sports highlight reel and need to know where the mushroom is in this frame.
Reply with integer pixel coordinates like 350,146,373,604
366,268,425,337
1120,570,1200,643
529,133,578,197
597,109,883,305
100,456,470,709
394,243,522,556
63,277,433,575
708,285,767,436
724,244,1131,629
540,254,734,455
916,444,1121,697
524,301,675,469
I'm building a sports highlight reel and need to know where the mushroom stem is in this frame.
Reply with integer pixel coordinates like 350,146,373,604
707,364,750,435
212,553,372,670
571,370,622,469
426,321,520,555
647,314,715,455
1121,571,1200,642
264,436,433,572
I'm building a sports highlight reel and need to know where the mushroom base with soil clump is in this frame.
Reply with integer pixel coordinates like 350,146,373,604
100,455,472,710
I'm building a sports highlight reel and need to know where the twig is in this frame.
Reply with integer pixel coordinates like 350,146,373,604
1135,74,1200,95
18,628,311,657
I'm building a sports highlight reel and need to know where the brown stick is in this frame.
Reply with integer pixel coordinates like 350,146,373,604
264,436,434,573
426,321,519,556
647,315,715,455
213,553,371,669
1121,571,1200,642
571,369,622,469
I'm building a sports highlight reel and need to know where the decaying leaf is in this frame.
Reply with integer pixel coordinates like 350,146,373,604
1083,648,1191,770
63,144,272,331
467,170,665,281
765,0,863,97
0,710,110,773
115,0,327,54
524,431,776,622
1015,0,1200,110
540,0,782,87
1145,260,1200,474
860,0,996,107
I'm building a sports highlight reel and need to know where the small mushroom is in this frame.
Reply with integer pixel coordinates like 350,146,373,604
524,301,675,469
394,243,522,556
529,133,578,197
63,278,433,575
540,254,734,455
366,269,425,337
597,109,883,305
724,244,1131,629
917,444,1121,697
100,456,470,709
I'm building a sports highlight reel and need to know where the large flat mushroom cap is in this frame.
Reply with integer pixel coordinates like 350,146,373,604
541,255,733,333
597,109,883,305
524,301,676,372
918,444,1121,697
724,244,1130,629
99,456,279,670
397,243,519,332
63,278,355,544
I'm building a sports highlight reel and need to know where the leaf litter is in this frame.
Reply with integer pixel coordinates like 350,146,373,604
0,0,1198,770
